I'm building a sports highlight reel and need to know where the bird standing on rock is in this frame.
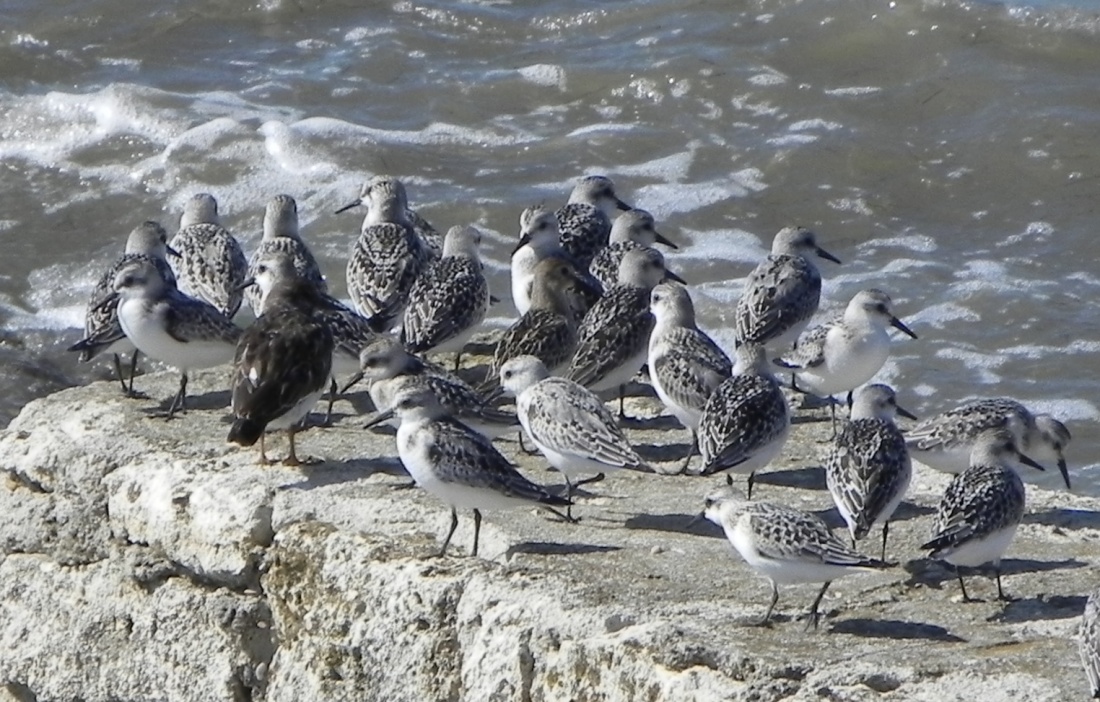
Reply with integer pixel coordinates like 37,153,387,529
169,193,248,319
229,253,335,466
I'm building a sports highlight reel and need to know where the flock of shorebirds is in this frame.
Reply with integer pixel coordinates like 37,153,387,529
64,174,1098,688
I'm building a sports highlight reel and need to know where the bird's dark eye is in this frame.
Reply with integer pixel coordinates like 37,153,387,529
876,304,888,313
364,358,379,367
704,498,714,509
258,265,268,274
503,370,513,379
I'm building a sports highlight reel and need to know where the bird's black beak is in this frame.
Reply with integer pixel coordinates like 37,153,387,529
654,231,679,250
815,246,841,264
663,269,687,285
686,511,706,529
1057,455,1071,490
614,197,632,212
483,385,505,403
340,371,365,395
233,277,256,294
334,198,363,215
890,316,918,339
1016,451,1045,472
363,408,395,430
896,405,918,421
511,232,532,256
166,245,181,259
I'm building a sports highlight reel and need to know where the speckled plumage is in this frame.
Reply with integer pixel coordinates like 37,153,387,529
401,225,490,362
354,337,517,438
697,344,790,497
346,222,429,331
906,397,1071,489
484,258,587,390
701,484,887,628
566,248,673,393
169,194,247,318
389,385,570,556
246,195,327,317
825,384,914,560
1080,588,1100,698
920,429,1036,601
734,226,841,350
229,259,334,465
555,175,631,268
336,175,442,257
589,209,678,288
512,206,601,320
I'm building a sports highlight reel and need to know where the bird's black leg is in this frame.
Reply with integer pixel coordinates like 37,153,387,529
439,508,459,557
472,509,482,557
805,581,832,631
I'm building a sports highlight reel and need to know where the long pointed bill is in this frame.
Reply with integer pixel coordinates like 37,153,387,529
232,277,256,294
510,233,532,256
890,316,918,339
363,408,395,430
482,385,505,403
333,198,363,214
664,269,687,285
339,371,365,395
686,511,706,529
166,245,182,258
614,197,632,211
654,231,679,250
1016,451,1045,472
1057,456,1071,490
896,405,918,421
815,246,842,264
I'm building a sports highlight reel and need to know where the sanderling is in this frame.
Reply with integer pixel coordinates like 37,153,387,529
245,194,327,317
401,225,490,371
1080,587,1100,698
229,254,335,465
101,258,241,418
344,177,434,331
825,384,916,561
920,428,1044,602
906,398,1072,489
499,355,653,520
555,175,632,268
647,282,732,473
350,337,517,439
698,479,888,629
389,384,570,556
511,206,601,320
590,208,679,289
335,174,442,255
169,194,248,318
566,247,684,417
483,258,589,391
775,289,917,432
68,221,179,397
734,226,841,351
697,343,790,499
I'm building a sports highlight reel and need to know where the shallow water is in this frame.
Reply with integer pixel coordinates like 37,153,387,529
1,0,1098,492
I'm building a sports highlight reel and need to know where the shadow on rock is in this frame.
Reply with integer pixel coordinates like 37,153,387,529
623,512,724,538
989,593,1090,623
755,465,826,492
634,441,694,465
903,556,1087,590
507,541,622,557
829,618,966,642
890,501,937,524
1023,508,1100,531
280,457,408,491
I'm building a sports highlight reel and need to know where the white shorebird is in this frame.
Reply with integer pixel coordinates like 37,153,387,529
920,428,1044,602
245,194,327,317
483,258,589,391
343,177,434,331
101,258,240,418
499,355,653,520
555,174,632,268
697,479,889,629
349,337,517,439
734,226,841,351
69,221,178,397
169,193,248,318
589,208,678,289
1080,587,1100,698
647,282,732,473
697,343,790,499
401,225,490,371
511,205,601,319
228,255,334,465
566,247,684,417
905,398,1072,489
335,174,443,255
775,288,917,432
389,384,571,557
825,384,916,561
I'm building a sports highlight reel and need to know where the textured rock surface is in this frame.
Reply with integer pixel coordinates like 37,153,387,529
0,359,1096,701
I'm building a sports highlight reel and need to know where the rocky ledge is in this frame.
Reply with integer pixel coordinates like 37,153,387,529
0,360,1095,702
